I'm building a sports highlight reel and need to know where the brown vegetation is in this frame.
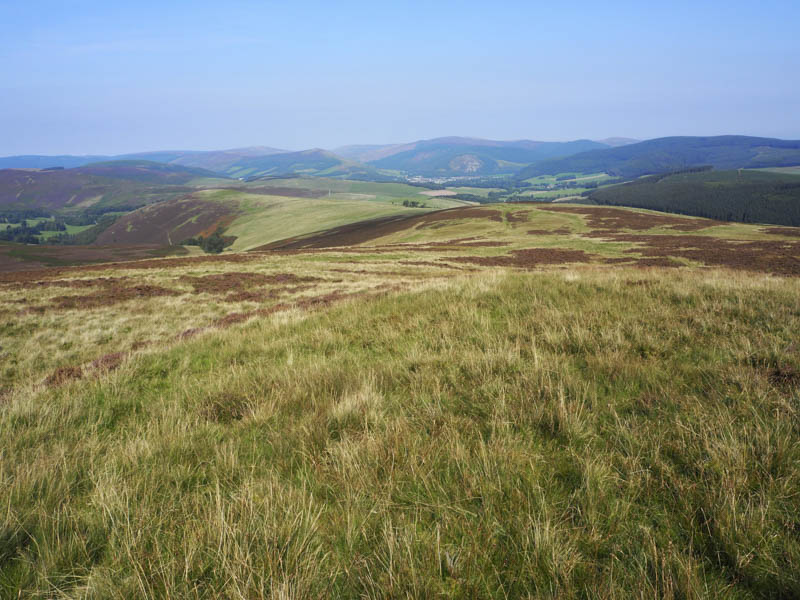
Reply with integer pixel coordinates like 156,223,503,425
540,205,722,231
50,283,181,309
452,248,596,267
94,196,239,246
180,271,323,294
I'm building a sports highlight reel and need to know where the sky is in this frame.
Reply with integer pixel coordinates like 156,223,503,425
1,0,798,155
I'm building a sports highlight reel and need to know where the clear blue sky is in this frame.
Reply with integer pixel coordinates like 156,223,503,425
1,0,798,155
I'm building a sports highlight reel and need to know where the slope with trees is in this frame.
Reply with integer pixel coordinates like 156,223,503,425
588,168,800,226
518,136,800,179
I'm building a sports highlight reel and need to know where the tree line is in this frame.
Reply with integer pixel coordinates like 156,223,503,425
589,170,800,226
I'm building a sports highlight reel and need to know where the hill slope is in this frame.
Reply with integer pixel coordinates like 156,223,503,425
223,149,391,180
122,147,287,172
517,135,800,179
75,160,228,184
367,137,609,176
589,168,800,226
0,169,190,213
92,178,467,250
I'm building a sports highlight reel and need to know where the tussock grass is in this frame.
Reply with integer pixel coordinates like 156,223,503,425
2,268,799,597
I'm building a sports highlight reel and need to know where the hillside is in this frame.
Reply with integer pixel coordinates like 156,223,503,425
0,168,198,213
517,135,800,179
0,176,467,270
123,147,287,172
92,178,467,251
75,160,228,184
366,137,609,176
221,149,390,180
588,168,800,226
1,204,798,597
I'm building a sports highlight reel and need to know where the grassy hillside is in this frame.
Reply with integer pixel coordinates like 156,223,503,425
89,179,466,251
0,204,798,596
589,168,800,226
0,177,468,269
222,193,458,252
518,135,800,179
368,138,608,177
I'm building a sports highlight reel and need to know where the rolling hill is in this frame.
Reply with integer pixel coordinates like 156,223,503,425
74,160,228,184
0,147,287,173
123,147,287,172
91,178,467,251
363,137,610,176
222,149,392,180
517,135,800,179
0,161,229,213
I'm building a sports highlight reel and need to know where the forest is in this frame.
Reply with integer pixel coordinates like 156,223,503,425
588,169,800,226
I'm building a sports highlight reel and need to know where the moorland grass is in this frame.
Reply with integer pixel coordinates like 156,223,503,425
1,268,798,598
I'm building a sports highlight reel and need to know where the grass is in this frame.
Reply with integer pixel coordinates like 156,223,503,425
1,269,799,597
1,203,799,597
38,224,94,240
196,188,463,251
517,188,594,199
0,203,792,389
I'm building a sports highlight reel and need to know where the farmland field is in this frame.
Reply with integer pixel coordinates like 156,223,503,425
1,203,799,597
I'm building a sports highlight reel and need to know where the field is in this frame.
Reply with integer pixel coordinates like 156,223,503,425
523,173,610,186
1,204,799,597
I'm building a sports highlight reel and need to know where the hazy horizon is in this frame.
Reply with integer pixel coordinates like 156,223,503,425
2,0,798,156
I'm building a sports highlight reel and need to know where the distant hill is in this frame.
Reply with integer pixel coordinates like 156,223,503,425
0,155,111,170
588,168,800,226
596,137,640,147
75,160,228,184
332,144,399,162
365,137,610,177
123,147,287,172
224,149,393,180
517,136,800,179
0,147,286,173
